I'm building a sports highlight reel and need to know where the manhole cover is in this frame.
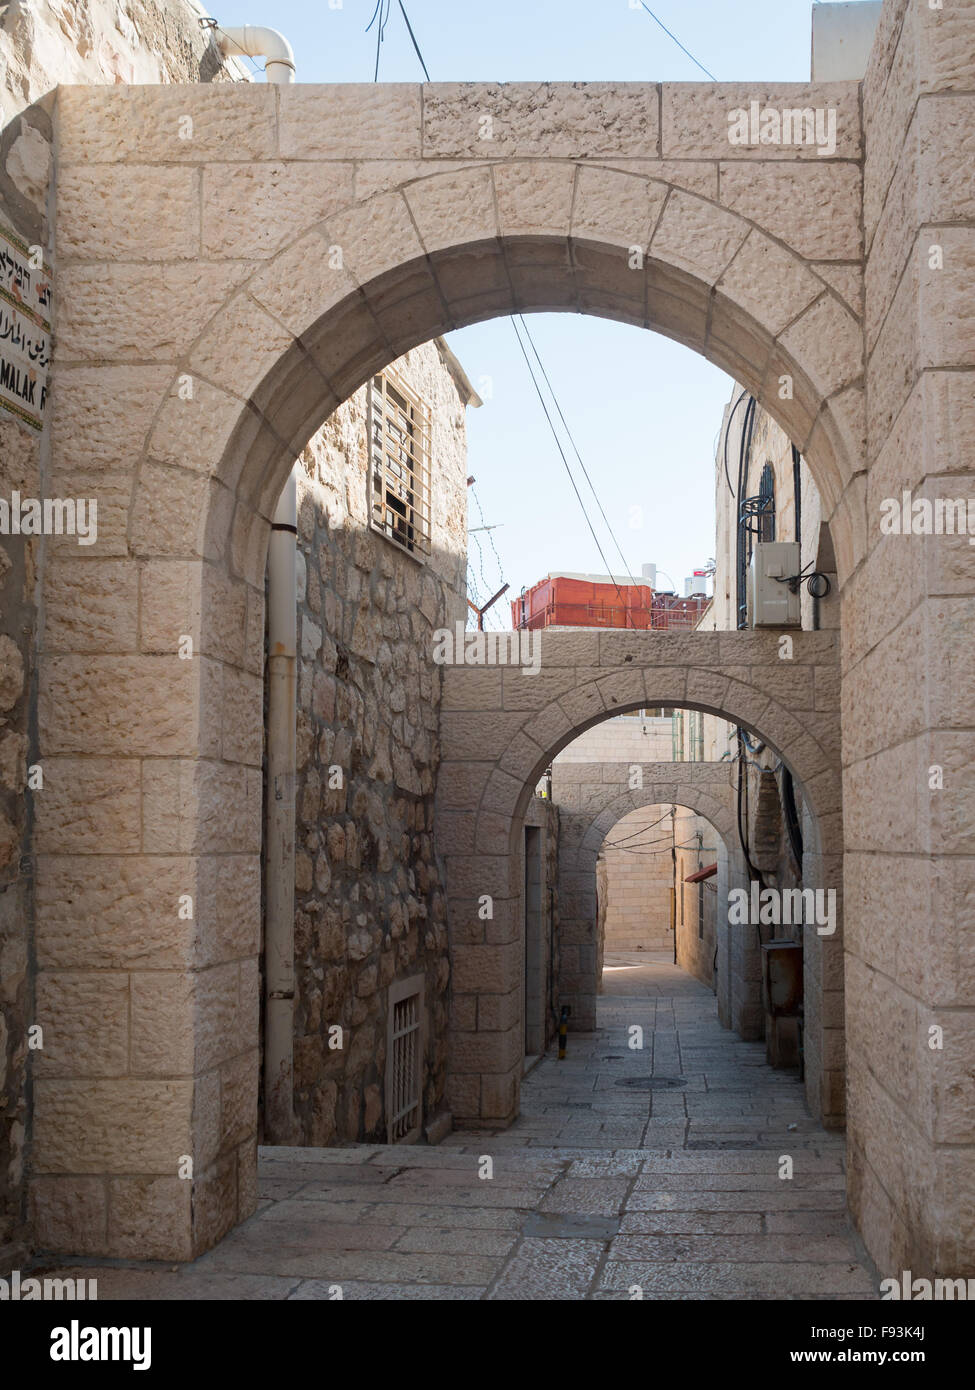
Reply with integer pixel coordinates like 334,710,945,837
523,1212,620,1239
614,1076,686,1090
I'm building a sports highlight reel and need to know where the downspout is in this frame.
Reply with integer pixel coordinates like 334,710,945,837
214,24,296,83
264,470,297,1143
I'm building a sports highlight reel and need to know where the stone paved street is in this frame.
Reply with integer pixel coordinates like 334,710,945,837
44,956,877,1300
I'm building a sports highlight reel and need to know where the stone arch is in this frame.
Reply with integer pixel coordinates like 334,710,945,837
553,767,736,998
123,160,866,602
38,97,863,1259
573,779,735,858
438,633,843,1129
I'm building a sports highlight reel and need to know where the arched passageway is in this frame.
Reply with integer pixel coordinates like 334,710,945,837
36,47,973,1284
39,90,859,1258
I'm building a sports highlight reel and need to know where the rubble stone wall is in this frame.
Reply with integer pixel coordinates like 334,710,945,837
289,339,468,1145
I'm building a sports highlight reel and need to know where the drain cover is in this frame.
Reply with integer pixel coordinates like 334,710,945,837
614,1076,686,1090
523,1212,620,1239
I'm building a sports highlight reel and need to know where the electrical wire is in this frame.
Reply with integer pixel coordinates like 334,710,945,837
602,809,672,848
510,316,637,626
611,836,701,856
397,0,431,81
635,1,718,81
514,316,656,629
723,388,750,497
368,0,431,83
367,0,393,81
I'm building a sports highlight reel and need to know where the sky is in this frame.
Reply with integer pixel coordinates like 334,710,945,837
216,0,835,622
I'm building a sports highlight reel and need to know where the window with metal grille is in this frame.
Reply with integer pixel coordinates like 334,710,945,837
368,371,432,559
386,974,424,1144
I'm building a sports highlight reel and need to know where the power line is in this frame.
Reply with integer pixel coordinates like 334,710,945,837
602,808,671,847
510,317,636,625
612,835,701,856
635,2,717,82
366,0,393,81
397,0,431,81
515,315,654,628
367,0,431,83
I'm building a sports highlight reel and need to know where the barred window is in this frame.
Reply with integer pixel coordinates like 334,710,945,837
368,371,432,559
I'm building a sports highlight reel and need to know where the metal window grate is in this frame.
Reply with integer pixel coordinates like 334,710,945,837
368,371,432,559
386,975,424,1144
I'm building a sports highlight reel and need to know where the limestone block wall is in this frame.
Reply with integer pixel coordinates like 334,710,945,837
845,0,975,1276
0,0,233,1273
674,805,720,988
599,803,675,953
33,28,964,1275
553,715,673,765
550,760,739,1023
523,794,559,1056
289,339,469,1145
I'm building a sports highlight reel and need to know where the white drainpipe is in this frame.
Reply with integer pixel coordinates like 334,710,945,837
215,24,296,83
264,470,297,1142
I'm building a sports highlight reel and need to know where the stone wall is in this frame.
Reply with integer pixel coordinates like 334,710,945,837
674,806,719,988
289,339,469,1145
523,794,559,1056
553,715,673,765
845,0,975,1274
599,803,675,953
0,0,234,1272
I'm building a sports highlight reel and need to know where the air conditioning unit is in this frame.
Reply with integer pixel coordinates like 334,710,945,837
748,542,801,627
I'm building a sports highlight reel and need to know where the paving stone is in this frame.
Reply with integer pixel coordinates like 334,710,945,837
619,1212,764,1235
599,1261,875,1295
608,1233,861,1263
289,1281,484,1300
393,1227,518,1256
487,1237,605,1299
628,1190,848,1212
32,955,873,1300
539,1178,630,1215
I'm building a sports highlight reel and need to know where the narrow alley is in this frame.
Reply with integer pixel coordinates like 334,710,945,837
46,956,877,1301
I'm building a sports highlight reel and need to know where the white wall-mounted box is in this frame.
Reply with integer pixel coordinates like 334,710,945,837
748,542,802,627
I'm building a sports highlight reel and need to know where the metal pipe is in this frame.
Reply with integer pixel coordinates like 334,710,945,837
215,23,296,83
264,469,297,1143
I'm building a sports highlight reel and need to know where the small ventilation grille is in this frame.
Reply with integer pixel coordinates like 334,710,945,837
386,975,424,1144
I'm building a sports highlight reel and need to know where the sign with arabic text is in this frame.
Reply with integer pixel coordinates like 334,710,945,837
0,221,52,431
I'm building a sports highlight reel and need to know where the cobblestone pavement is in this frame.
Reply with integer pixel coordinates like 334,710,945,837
46,955,877,1300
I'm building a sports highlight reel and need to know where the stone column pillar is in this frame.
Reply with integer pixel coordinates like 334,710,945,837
846,0,975,1274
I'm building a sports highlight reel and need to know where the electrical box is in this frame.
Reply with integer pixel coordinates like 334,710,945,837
748,542,801,627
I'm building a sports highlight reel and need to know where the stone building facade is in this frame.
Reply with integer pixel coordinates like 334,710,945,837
289,339,472,1146
0,0,240,1276
0,0,970,1286
674,382,840,1072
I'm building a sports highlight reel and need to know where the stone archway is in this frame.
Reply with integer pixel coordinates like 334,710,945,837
552,762,736,1009
37,81,860,1259
438,629,842,1133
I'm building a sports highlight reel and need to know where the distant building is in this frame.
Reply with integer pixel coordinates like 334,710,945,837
511,569,710,631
